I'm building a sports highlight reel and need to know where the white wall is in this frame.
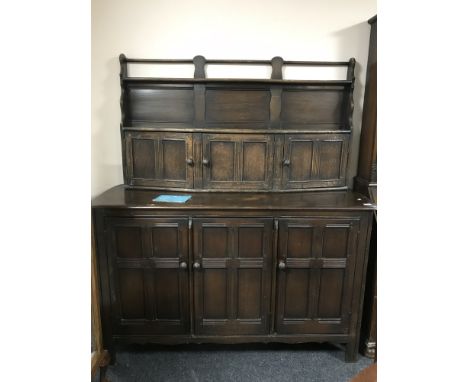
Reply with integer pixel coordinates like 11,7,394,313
92,0,377,197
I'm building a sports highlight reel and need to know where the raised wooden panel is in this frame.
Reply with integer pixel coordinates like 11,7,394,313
242,142,267,181
276,218,359,335
281,134,348,189
161,139,187,180
322,226,349,258
239,136,273,188
115,226,143,259
132,139,156,179
151,226,179,258
205,89,270,122
193,218,273,335
238,226,263,258
119,269,145,319
154,269,181,319
203,269,228,319
210,141,236,181
290,141,315,181
237,269,262,319
319,141,343,179
127,86,194,123
284,269,309,318
202,134,273,190
126,131,194,188
318,269,345,318
281,89,344,124
106,218,190,335
202,226,229,258
287,227,314,258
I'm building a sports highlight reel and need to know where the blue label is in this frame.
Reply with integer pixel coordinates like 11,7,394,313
153,195,192,203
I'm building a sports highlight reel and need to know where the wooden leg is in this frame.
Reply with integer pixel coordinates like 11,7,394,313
108,346,116,365
345,341,358,363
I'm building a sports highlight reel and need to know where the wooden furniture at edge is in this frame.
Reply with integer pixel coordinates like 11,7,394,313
92,225,110,381
92,54,375,363
354,15,377,360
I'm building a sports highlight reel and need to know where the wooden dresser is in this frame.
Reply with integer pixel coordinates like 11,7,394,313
92,55,375,362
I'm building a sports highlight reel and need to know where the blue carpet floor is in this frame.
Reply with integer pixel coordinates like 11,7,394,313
102,343,372,382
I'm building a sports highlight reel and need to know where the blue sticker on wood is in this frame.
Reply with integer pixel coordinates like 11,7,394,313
153,195,192,203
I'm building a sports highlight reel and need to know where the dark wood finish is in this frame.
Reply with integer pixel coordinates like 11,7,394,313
93,187,374,362
119,56,356,191
93,54,375,364
361,216,377,359
281,134,348,189
354,15,377,360
205,88,270,123
124,129,348,192
91,225,110,381
354,17,377,198
193,218,273,335
202,133,274,190
125,131,194,188
105,217,190,335
276,218,359,335
92,185,375,211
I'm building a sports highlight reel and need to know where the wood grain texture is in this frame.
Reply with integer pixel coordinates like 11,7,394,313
92,185,375,211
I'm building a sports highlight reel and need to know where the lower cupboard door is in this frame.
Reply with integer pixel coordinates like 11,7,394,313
192,218,273,335
106,217,190,335
275,218,360,335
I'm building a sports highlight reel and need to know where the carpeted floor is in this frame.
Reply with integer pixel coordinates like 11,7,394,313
100,343,373,382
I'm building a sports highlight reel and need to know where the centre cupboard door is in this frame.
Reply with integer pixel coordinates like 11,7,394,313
275,217,360,335
201,134,274,190
192,218,273,335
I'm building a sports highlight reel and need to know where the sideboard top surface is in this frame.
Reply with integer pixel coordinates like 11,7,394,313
92,185,375,211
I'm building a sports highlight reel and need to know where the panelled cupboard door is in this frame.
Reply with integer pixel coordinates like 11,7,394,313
276,218,359,335
193,218,273,335
281,134,349,189
125,131,194,188
202,134,274,190
105,217,190,335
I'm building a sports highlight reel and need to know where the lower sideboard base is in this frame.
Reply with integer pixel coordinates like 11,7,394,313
108,334,361,363
93,188,375,365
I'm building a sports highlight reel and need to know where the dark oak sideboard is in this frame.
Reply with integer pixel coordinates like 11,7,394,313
93,55,375,362
93,186,374,362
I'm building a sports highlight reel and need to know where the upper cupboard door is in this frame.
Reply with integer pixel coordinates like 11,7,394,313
202,134,274,190
281,134,349,189
125,132,194,188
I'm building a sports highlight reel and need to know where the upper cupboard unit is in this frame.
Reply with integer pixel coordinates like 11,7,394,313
119,55,356,191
